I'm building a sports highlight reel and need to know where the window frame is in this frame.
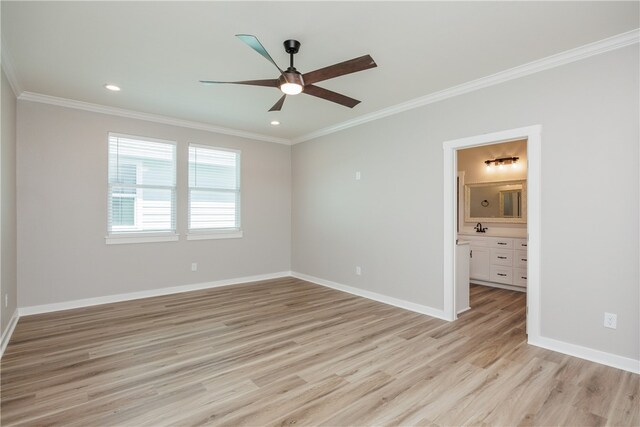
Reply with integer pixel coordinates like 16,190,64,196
187,143,242,240
106,132,179,245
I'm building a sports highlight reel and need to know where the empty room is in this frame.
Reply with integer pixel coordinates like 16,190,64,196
1,1,638,426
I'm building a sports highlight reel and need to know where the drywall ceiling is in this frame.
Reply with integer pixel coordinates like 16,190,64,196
2,1,638,142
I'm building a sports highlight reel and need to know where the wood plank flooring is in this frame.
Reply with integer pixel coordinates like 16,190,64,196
1,278,638,426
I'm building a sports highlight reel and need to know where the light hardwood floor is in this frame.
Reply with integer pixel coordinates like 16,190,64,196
1,278,638,426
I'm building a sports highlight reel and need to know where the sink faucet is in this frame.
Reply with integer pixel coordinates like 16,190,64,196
474,222,488,233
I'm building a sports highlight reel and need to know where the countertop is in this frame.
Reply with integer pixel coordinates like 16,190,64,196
458,231,527,239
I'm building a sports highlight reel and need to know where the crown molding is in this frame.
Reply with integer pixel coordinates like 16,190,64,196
1,39,23,96
10,29,639,146
291,29,640,144
17,92,292,145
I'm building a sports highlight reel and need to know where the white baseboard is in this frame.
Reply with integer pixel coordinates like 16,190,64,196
1,309,20,359
291,271,448,321
19,271,291,316
11,271,639,374
293,272,639,374
528,335,640,374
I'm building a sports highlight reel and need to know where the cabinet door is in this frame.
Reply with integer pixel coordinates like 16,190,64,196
470,246,491,281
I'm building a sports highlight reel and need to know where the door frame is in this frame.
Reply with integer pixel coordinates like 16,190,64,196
442,125,541,340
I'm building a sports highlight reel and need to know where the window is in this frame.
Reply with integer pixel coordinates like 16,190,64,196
188,144,241,239
107,134,177,242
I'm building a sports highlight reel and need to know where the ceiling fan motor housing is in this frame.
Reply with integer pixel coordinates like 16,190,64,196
278,71,304,88
284,39,301,54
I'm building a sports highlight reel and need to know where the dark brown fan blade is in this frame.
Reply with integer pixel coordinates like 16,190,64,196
303,85,361,108
302,55,377,85
269,94,287,112
236,34,284,74
199,79,278,87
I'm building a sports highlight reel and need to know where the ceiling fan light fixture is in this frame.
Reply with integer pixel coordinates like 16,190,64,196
199,35,377,111
280,82,303,95
279,70,304,95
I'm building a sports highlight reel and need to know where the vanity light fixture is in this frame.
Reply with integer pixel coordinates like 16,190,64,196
485,156,519,170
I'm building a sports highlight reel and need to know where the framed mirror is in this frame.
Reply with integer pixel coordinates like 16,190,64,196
464,180,527,223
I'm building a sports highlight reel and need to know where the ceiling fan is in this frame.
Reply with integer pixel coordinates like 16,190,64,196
200,34,377,112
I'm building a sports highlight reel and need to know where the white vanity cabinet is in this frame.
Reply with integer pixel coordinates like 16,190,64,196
461,234,527,291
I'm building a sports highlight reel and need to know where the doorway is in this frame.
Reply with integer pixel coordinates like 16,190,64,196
443,125,541,342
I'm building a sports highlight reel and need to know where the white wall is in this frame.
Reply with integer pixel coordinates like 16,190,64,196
17,101,291,307
1,68,18,333
292,46,639,361
457,140,527,235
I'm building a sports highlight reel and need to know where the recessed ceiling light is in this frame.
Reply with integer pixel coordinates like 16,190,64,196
104,84,121,92
270,120,280,126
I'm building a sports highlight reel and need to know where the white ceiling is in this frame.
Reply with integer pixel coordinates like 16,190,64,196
2,1,638,141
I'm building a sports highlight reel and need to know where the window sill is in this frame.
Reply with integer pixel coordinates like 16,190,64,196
105,233,179,245
187,230,243,241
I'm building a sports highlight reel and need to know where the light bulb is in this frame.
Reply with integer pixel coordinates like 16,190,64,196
104,84,121,91
499,163,504,170
486,164,491,171
511,161,518,169
280,83,303,95
270,120,280,126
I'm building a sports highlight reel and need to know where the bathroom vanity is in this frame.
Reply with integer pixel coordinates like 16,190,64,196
458,233,528,292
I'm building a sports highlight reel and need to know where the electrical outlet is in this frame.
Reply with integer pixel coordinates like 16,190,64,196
355,171,361,180
604,312,617,329
355,266,362,276
191,262,198,272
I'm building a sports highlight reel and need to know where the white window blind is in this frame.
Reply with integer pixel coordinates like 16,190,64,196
189,145,241,231
108,134,176,235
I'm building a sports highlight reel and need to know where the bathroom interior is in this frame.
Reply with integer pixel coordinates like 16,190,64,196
455,139,528,316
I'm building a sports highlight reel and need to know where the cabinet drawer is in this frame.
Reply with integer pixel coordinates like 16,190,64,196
514,250,528,268
490,266,512,284
490,238,513,249
491,249,513,266
514,268,528,287
514,238,528,250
